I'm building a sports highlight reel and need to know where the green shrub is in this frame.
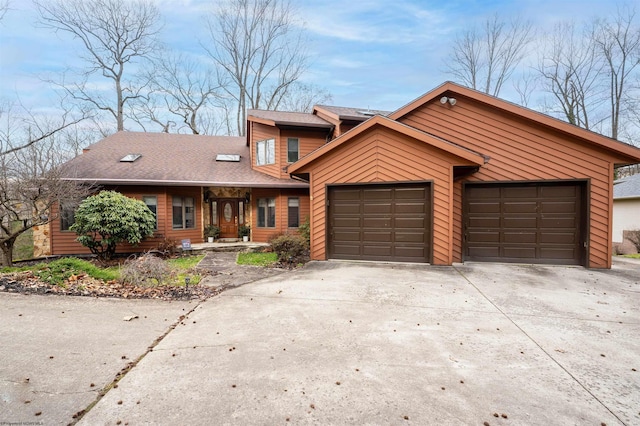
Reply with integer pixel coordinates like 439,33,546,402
71,191,156,261
298,216,310,247
269,234,308,265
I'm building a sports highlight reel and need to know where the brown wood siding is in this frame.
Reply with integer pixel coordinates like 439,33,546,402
251,122,280,178
304,127,476,265
279,129,328,179
250,188,310,242
50,186,203,255
399,97,617,268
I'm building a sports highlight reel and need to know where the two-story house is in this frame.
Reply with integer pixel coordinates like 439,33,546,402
42,82,640,268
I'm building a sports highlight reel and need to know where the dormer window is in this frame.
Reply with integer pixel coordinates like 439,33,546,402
120,154,142,162
256,138,275,166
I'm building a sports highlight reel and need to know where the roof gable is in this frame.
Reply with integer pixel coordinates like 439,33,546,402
390,81,640,166
288,115,486,174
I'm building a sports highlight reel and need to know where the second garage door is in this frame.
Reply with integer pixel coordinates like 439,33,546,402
463,182,586,265
328,183,432,263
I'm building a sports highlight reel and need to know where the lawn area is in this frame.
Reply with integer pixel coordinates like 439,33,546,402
13,227,34,261
237,252,278,267
622,254,640,259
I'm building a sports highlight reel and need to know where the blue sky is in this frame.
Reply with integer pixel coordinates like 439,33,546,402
0,0,620,120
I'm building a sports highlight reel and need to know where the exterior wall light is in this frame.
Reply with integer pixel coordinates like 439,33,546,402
440,96,457,106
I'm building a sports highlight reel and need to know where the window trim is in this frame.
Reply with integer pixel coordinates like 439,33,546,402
287,138,299,163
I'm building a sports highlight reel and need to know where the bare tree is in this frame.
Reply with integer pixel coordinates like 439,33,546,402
34,0,162,132
594,4,640,140
0,0,9,21
537,21,606,130
136,52,222,134
0,107,90,266
273,82,332,112
0,98,88,156
203,0,308,135
446,14,534,96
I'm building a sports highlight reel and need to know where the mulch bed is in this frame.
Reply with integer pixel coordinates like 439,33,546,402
0,271,222,301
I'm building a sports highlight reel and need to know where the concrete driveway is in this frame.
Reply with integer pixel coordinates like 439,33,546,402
3,259,639,425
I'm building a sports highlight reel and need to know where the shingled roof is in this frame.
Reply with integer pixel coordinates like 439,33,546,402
247,109,333,128
62,131,307,188
614,173,640,199
313,105,391,121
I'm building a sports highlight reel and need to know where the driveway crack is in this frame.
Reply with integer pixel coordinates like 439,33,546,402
68,298,208,425
453,265,627,426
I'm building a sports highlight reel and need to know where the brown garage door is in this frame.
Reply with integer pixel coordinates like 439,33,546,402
463,182,585,265
328,183,432,263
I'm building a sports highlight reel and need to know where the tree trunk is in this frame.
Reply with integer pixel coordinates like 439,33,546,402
0,239,15,267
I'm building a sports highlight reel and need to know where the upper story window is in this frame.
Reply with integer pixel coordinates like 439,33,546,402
256,138,275,166
287,138,299,163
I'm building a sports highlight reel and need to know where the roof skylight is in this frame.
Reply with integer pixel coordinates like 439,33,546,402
216,154,241,162
120,154,142,162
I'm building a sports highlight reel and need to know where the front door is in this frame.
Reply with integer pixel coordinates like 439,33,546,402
218,199,238,238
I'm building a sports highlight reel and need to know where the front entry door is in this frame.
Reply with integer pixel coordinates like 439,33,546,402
218,199,238,238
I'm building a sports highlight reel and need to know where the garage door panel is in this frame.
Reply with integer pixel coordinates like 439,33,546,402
362,217,391,228
541,185,577,197
395,246,427,259
363,188,392,200
395,188,428,199
541,201,577,213
333,230,361,241
363,245,393,257
504,202,537,213
329,184,431,263
394,217,425,228
363,203,392,214
332,189,360,200
468,246,500,257
539,232,576,244
468,202,500,213
503,217,537,228
395,202,426,214
363,231,392,242
503,186,537,198
464,183,584,265
540,247,577,259
468,231,500,243
395,232,425,243
333,203,361,214
540,217,577,228
332,244,361,256
503,246,537,258
334,217,361,228
469,217,500,227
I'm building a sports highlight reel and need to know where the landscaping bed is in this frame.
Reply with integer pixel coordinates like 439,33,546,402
0,255,220,300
